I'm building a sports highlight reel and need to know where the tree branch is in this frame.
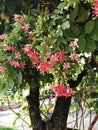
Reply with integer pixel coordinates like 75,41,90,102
50,96,72,129
88,114,98,130
67,69,87,89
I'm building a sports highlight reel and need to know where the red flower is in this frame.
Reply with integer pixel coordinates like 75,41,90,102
22,24,30,33
50,83,72,97
92,0,98,17
28,34,33,40
58,50,66,62
39,61,52,72
8,59,15,65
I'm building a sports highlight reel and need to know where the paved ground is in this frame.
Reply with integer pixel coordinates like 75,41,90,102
0,108,98,130
0,109,31,130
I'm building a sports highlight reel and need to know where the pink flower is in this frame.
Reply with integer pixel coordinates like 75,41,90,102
58,50,66,62
28,34,33,40
22,24,30,33
8,59,19,68
69,41,77,48
13,60,20,68
22,44,31,53
50,54,58,63
13,14,24,24
4,45,15,51
0,34,5,40
50,83,72,97
15,52,21,59
0,66,6,72
8,59,15,65
33,59,39,67
39,61,52,72
46,52,51,59
92,0,98,17
63,62,70,69
69,53,78,60
29,51,39,59
19,61,26,68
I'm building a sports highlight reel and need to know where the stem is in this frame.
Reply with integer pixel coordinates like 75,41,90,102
5,94,30,126
88,114,98,130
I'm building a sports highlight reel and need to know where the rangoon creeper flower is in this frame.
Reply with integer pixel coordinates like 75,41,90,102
50,83,72,97
15,52,21,59
92,0,98,17
69,53,78,60
46,52,51,59
8,59,26,68
63,62,70,69
69,41,77,49
23,44,39,67
0,66,6,72
22,24,30,33
50,54,58,63
22,44,30,53
4,45,15,52
28,34,33,41
39,61,52,72
0,34,5,40
58,50,66,62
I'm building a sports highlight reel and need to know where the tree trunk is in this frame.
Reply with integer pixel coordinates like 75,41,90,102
26,87,45,130
26,69,87,130
27,87,72,130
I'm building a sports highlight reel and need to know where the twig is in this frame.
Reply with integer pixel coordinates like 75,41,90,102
5,94,31,127
88,114,98,130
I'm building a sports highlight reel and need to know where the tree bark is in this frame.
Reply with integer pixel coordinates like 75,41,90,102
88,114,98,130
27,87,72,130
49,96,72,130
26,87,45,130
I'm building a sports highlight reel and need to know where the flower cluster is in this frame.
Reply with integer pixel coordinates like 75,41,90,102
92,0,98,17
0,14,80,97
50,83,72,97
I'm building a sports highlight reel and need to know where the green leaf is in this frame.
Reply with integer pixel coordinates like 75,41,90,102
61,21,70,30
8,80,14,88
89,19,98,41
70,24,80,37
36,45,46,52
57,1,67,10
85,37,96,52
78,35,86,52
56,27,63,37
76,5,89,23
69,3,78,23
85,20,95,34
